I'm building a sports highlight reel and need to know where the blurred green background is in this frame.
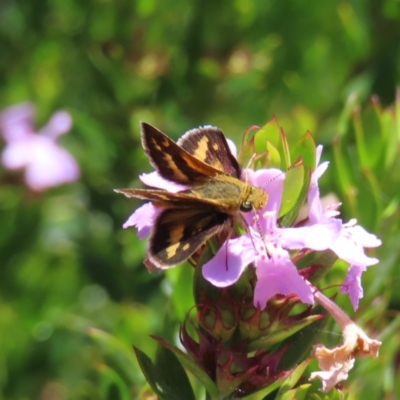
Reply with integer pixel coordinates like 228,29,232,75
1,0,400,399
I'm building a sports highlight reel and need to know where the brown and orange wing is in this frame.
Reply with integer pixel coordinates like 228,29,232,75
141,123,223,184
148,207,228,268
177,126,240,178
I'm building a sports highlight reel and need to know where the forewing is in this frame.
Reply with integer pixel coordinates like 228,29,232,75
114,188,227,209
178,126,240,177
141,123,222,184
149,208,228,268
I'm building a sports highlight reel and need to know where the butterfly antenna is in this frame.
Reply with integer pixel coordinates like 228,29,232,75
259,156,303,190
243,153,257,183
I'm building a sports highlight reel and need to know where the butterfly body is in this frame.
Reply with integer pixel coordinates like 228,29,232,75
116,123,268,268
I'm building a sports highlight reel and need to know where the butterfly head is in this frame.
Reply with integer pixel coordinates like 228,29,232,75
241,186,268,212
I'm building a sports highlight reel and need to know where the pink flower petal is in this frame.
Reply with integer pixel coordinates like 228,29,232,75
202,235,255,287
123,202,160,239
254,246,314,309
280,219,342,251
308,161,329,223
243,168,284,230
0,103,80,191
41,111,72,139
340,264,365,310
23,138,80,190
1,139,34,169
139,171,188,192
0,102,35,142
330,232,379,267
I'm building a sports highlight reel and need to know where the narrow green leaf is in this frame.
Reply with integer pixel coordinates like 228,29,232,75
134,345,196,400
280,129,316,226
278,302,329,370
167,265,195,321
193,242,222,305
332,136,357,212
279,384,312,400
152,336,220,400
255,117,282,152
279,158,304,219
248,315,323,352
352,107,369,168
361,167,383,231
264,140,281,168
337,93,358,136
280,126,291,170
396,87,400,142
134,346,166,399
295,249,338,284
97,364,132,400
88,328,138,386
276,360,312,399
238,127,257,167
155,344,196,400
280,159,307,227
382,107,398,169
291,131,316,173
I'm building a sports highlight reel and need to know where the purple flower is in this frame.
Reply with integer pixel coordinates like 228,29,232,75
0,103,80,191
204,144,381,310
123,171,188,237
203,167,342,309
123,136,380,311
307,146,381,310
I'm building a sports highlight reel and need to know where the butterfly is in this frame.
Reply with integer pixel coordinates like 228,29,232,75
115,122,268,268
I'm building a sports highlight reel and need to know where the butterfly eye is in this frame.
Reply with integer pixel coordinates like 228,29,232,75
240,202,253,212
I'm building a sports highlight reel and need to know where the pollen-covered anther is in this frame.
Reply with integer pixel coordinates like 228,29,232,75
262,210,276,220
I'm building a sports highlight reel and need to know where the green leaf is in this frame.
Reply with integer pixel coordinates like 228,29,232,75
193,241,222,305
97,364,132,400
275,360,312,399
295,249,338,284
238,127,257,167
278,302,329,370
248,315,322,351
152,336,220,400
280,126,291,170
166,264,195,321
279,157,304,219
278,384,312,400
134,345,196,400
265,140,282,168
337,93,359,136
352,107,370,169
255,117,282,153
155,344,196,400
291,131,316,173
280,132,315,226
88,328,138,386
396,87,400,142
332,136,357,212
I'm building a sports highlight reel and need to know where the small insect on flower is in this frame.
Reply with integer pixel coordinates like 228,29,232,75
115,123,268,269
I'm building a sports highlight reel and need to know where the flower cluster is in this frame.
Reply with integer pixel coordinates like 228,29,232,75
125,144,380,312
0,102,80,191
120,121,382,394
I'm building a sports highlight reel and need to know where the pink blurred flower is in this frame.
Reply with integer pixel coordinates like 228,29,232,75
0,102,80,191
203,168,342,309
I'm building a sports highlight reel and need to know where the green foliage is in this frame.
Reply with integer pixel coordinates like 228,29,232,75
0,0,400,399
